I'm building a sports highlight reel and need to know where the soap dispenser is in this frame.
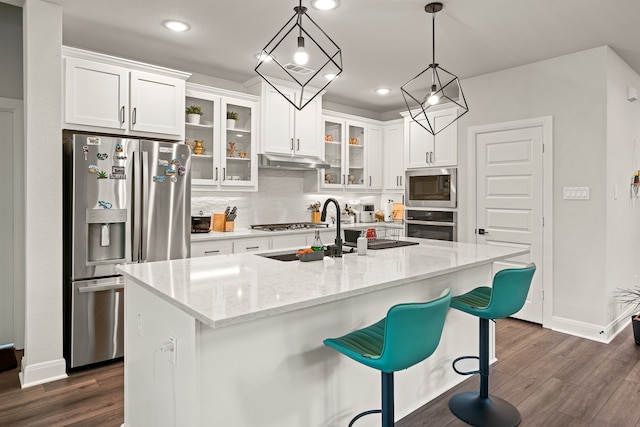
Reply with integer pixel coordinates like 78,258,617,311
357,230,368,255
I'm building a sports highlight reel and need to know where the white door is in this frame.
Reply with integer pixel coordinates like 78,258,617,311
476,125,544,323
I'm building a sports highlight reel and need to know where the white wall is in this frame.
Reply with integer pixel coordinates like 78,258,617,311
456,47,610,332
0,3,23,100
605,47,640,327
0,3,23,349
20,0,66,387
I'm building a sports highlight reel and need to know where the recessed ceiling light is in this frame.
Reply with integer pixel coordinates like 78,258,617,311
324,73,338,80
255,52,273,62
163,20,190,32
375,88,391,95
311,0,340,10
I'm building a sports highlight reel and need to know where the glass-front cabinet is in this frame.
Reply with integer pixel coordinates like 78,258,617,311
321,116,366,190
185,83,258,190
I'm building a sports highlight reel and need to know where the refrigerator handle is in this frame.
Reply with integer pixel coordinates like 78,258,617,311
140,150,149,262
132,150,141,263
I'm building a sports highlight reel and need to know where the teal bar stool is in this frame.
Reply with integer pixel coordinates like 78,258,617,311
324,289,452,427
448,264,536,427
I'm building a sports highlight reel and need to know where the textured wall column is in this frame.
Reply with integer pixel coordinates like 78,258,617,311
20,0,66,387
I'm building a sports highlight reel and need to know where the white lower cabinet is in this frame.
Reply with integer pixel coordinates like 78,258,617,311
233,237,269,253
191,240,233,257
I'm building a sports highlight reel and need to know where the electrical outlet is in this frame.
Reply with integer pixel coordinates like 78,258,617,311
169,336,177,366
137,313,143,337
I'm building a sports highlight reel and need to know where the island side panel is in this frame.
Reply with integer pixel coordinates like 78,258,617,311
124,278,199,427
196,265,491,427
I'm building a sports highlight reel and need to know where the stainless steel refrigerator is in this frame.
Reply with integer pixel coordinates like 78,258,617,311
63,132,191,369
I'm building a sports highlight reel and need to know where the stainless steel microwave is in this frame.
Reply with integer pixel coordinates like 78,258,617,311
405,168,457,208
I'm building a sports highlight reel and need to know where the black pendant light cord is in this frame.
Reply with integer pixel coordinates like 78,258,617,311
432,10,436,67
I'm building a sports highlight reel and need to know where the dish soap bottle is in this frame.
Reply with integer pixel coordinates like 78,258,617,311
357,230,368,255
311,230,324,252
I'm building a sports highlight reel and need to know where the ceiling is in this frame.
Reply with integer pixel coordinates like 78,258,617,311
51,0,640,113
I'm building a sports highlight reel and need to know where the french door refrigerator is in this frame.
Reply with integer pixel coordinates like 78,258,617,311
63,132,191,369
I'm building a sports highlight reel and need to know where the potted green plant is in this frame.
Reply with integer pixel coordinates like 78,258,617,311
615,286,640,345
186,105,203,124
226,111,239,129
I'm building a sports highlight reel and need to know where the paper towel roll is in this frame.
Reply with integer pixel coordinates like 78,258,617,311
384,201,393,222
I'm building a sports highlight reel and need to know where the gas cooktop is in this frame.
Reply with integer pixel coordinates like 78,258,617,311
250,222,330,232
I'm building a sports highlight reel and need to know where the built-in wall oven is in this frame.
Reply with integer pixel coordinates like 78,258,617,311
406,210,457,241
405,168,456,208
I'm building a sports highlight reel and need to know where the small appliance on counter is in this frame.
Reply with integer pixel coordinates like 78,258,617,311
361,204,375,223
191,211,212,233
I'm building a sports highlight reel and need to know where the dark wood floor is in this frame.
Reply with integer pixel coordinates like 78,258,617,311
1,319,639,426
398,318,640,427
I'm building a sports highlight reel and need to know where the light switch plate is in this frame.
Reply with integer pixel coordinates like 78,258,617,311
563,187,590,200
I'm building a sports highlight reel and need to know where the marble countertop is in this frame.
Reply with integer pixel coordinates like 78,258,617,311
117,239,528,329
190,221,404,242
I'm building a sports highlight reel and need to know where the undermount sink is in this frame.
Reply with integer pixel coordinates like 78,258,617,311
259,252,301,262
258,247,354,262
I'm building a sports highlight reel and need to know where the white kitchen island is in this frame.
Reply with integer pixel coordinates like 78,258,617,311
116,240,528,427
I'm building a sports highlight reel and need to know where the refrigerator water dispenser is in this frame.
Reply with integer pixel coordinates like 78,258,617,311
86,209,126,264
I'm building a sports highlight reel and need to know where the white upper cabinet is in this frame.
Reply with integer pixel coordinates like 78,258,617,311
130,71,184,136
315,111,385,193
63,47,190,139
245,78,322,159
366,125,383,190
404,107,458,168
185,83,258,191
64,57,129,130
383,120,405,191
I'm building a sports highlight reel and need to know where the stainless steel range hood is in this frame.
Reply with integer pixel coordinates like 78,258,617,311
258,153,329,170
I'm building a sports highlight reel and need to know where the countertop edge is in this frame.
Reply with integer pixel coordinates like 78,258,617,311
117,247,528,329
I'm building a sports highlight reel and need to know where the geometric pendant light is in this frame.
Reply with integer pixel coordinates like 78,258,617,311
255,0,343,111
401,2,469,136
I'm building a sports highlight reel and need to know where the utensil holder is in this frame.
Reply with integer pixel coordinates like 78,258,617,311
311,212,321,223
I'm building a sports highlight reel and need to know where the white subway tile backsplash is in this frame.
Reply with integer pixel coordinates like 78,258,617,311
191,169,383,229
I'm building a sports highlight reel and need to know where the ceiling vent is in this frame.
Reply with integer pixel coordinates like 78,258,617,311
283,63,315,75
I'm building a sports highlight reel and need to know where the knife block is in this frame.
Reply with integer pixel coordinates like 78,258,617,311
224,221,234,232
213,214,227,232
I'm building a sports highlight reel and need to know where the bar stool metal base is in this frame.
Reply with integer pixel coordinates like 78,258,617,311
449,392,521,427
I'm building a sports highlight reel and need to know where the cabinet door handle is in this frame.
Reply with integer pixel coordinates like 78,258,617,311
223,167,226,181
426,152,429,164
204,250,220,255
296,138,300,151
245,246,259,250
132,107,137,125
343,174,346,185
291,138,294,151
215,167,218,182
369,176,372,186
430,152,434,164
399,176,402,187
120,106,125,124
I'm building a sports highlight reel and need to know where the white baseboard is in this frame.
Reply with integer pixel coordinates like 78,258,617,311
19,357,67,388
550,307,634,343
